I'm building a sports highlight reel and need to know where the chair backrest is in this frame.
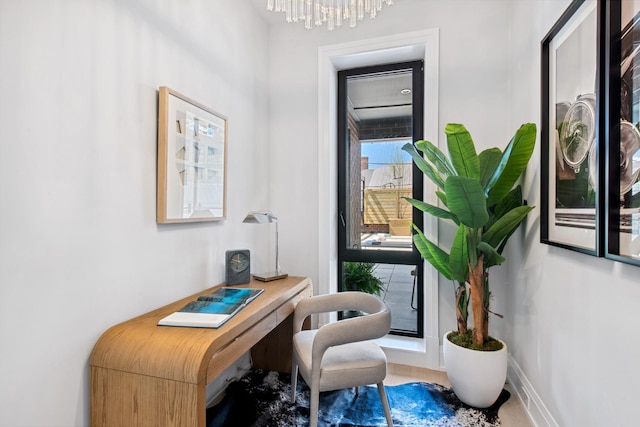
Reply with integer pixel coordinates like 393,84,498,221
293,291,391,345
334,291,388,314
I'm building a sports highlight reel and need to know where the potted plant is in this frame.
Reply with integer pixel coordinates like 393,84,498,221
342,262,385,319
343,262,385,295
402,123,536,407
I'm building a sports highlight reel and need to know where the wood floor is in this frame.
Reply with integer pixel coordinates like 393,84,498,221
386,363,534,427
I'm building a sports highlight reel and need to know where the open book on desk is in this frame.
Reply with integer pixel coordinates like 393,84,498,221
158,287,264,328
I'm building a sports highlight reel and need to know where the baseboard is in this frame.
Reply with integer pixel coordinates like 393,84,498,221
380,335,440,369
507,356,559,427
383,345,430,369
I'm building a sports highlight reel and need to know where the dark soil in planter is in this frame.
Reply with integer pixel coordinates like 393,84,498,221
448,330,504,351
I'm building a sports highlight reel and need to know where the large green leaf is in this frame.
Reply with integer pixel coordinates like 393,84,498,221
444,176,489,228
479,148,503,190
402,142,445,189
493,185,523,219
486,123,536,206
449,225,469,283
492,193,531,255
497,225,518,255
477,241,505,269
404,197,460,225
412,225,452,280
483,205,534,249
485,185,523,231
445,124,480,179
436,190,448,207
415,139,456,177
466,227,481,268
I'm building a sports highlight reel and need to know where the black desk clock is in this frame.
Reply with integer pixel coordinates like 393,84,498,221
225,249,250,285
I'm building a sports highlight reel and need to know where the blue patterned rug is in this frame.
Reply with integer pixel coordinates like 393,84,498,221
206,369,510,427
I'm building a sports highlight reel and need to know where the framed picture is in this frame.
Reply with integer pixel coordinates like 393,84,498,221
605,2,640,265
541,0,604,255
157,87,227,223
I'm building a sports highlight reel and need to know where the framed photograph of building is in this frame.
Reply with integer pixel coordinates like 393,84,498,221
541,0,604,256
157,87,227,223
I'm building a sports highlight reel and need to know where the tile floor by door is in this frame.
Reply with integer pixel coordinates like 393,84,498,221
374,263,419,333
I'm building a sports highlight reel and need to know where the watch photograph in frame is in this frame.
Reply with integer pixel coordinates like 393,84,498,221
606,2,640,265
541,0,604,255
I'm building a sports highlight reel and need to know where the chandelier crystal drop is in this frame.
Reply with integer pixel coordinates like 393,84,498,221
267,0,394,30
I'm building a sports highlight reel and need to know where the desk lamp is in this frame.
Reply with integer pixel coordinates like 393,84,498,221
243,211,288,282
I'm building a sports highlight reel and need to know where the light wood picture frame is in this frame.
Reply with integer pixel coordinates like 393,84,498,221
157,87,227,223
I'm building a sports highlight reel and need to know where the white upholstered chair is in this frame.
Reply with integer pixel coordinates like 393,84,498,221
290,292,393,427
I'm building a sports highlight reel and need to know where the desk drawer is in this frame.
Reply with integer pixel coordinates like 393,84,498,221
206,312,277,382
275,287,313,323
251,285,312,373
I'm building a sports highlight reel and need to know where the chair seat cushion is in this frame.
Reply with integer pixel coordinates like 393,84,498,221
293,330,387,392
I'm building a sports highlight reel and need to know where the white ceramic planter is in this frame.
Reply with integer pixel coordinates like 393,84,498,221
443,331,508,408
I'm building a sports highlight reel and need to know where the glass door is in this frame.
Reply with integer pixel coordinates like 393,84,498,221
337,60,424,337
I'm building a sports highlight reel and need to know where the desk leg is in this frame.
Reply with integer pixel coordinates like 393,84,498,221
251,314,293,373
251,313,312,373
91,366,205,427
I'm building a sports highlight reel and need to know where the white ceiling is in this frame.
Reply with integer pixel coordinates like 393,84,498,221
250,0,292,25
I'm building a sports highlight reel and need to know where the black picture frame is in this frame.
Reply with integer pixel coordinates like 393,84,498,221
541,0,605,256
605,1,640,266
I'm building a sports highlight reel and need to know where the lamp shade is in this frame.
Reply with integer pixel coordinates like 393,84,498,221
243,212,277,224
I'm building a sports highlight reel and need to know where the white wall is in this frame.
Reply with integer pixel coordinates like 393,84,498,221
0,1,270,426
507,2,640,426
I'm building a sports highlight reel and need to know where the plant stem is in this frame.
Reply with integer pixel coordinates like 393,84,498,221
455,282,468,335
468,253,486,346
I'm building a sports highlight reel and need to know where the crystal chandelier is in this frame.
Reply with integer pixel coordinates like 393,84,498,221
267,0,394,30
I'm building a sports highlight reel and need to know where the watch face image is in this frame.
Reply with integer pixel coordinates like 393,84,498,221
619,120,640,197
559,94,596,171
225,250,250,285
230,253,249,272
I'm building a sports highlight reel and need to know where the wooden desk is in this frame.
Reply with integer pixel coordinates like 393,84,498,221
90,276,312,427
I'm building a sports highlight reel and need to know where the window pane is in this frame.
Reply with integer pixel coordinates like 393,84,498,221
345,69,414,251
342,261,418,334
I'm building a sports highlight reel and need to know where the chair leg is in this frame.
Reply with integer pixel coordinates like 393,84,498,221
377,382,393,427
310,383,320,427
290,362,298,403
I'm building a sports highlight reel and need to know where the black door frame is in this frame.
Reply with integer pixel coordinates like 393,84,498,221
337,60,425,338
